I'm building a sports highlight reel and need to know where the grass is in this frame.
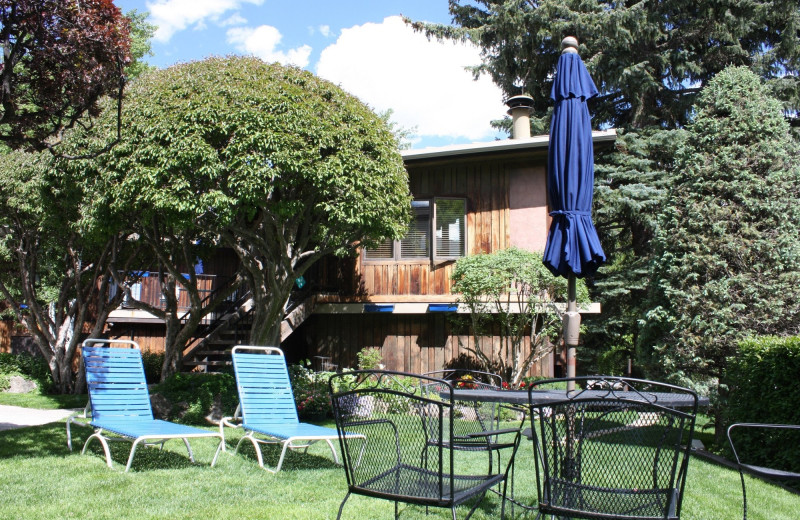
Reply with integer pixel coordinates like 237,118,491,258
1,414,799,520
0,392,88,410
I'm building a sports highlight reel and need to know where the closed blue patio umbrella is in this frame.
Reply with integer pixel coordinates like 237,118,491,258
543,37,605,383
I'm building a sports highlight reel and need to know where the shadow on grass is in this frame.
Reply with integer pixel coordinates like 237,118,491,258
0,421,219,472
231,438,341,471
0,422,73,459
80,435,204,472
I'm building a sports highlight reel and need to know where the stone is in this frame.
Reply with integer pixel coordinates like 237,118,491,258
150,393,173,419
7,375,37,394
205,394,225,424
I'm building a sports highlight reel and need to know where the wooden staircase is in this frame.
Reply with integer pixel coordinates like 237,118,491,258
182,292,316,372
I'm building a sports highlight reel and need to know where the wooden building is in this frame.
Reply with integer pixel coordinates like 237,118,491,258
295,128,616,376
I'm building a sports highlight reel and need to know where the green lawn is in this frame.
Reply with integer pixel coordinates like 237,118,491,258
0,392,88,410
1,415,798,519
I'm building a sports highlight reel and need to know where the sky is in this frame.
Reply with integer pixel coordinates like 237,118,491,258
115,0,508,149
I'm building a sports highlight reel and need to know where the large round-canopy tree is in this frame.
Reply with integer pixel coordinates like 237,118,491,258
74,56,411,375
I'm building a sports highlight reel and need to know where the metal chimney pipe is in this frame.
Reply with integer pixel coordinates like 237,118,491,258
505,94,534,139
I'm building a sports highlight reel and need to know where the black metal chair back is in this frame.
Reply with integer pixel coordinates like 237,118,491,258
727,423,800,520
526,376,698,520
422,370,508,452
330,370,520,520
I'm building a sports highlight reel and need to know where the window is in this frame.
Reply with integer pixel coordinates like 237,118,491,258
435,198,466,259
365,198,466,261
400,200,430,259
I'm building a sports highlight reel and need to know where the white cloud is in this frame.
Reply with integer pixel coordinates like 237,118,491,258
220,13,247,27
318,25,332,38
227,25,312,67
146,0,264,42
316,16,505,143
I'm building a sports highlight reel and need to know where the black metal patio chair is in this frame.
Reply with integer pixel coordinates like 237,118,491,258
421,370,521,473
329,370,522,520
727,423,800,520
525,376,698,519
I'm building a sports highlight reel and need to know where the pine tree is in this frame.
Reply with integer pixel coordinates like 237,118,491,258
643,67,800,389
411,0,800,130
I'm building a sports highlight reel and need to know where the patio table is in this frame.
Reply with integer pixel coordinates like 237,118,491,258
445,385,706,516
447,388,709,408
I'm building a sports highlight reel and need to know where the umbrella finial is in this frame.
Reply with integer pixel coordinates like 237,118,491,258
561,36,579,55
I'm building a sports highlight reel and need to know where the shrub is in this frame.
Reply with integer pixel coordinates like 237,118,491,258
150,372,238,425
0,352,53,393
724,336,800,471
356,347,383,370
288,362,333,419
141,350,164,384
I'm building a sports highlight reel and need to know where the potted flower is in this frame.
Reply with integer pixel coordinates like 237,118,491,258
455,374,478,389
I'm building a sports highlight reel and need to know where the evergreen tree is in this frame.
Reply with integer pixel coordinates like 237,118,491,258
642,67,800,392
411,0,800,130
584,127,685,374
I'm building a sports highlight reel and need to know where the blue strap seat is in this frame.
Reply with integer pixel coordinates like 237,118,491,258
221,346,362,472
73,340,223,472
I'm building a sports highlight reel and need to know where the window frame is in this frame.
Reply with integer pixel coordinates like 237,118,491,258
363,197,468,263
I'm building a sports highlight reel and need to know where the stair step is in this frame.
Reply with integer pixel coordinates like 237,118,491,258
191,350,232,356
184,360,232,367
205,338,240,344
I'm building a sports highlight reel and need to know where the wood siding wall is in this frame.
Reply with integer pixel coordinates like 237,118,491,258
106,324,166,353
363,160,509,297
321,159,513,299
299,155,554,378
301,314,554,378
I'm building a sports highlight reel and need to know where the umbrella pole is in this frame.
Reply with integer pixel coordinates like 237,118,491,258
563,274,580,391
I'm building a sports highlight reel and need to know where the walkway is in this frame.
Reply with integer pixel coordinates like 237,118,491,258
0,405,75,431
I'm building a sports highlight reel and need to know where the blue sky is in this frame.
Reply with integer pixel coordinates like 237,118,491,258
115,0,508,149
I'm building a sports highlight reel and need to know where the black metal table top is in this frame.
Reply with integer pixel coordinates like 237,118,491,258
447,388,709,408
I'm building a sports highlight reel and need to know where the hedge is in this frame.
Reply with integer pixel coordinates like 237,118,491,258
724,336,800,472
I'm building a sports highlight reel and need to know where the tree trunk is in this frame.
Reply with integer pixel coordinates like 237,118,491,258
161,315,182,381
248,287,285,347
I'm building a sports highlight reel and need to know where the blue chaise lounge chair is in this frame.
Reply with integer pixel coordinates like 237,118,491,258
221,346,359,473
72,339,224,472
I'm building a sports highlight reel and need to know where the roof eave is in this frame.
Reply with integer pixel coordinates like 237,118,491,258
401,128,617,163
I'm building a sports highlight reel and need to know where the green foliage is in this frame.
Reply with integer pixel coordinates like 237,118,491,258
151,372,237,425
123,10,156,81
412,0,800,131
642,67,800,385
451,247,588,383
71,56,410,253
356,347,383,370
725,336,800,424
0,148,129,393
412,0,800,383
141,350,164,385
724,336,800,473
0,352,53,393
288,363,333,418
582,128,685,373
66,56,411,349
